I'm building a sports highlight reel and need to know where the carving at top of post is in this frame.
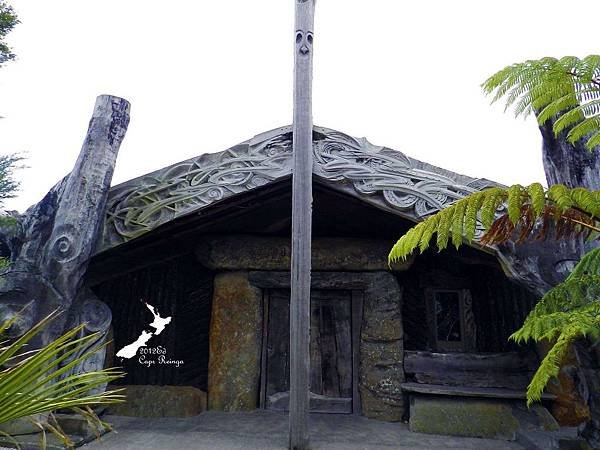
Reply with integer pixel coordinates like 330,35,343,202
294,0,315,59
295,29,314,56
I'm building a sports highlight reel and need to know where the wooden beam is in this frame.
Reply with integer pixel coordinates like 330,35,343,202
290,1,315,449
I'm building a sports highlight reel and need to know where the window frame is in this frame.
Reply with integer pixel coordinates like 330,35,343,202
425,288,476,353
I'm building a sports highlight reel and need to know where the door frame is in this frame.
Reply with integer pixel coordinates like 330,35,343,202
249,271,364,415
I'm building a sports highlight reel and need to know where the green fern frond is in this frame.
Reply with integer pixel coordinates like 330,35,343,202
514,93,534,117
483,55,600,151
388,223,425,262
418,214,440,254
526,329,574,406
537,92,578,125
481,188,506,229
568,247,600,278
436,206,455,252
525,306,600,405
464,191,486,242
511,274,600,343
507,184,525,224
547,184,573,211
553,106,586,136
509,269,600,406
389,184,600,262
567,115,600,145
570,187,600,218
451,199,468,249
388,188,600,405
527,183,546,217
586,130,600,150
508,246,600,405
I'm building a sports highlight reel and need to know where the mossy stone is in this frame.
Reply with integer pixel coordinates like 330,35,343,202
409,397,520,440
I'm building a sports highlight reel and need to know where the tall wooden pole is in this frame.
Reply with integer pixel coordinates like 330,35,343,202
290,1,315,449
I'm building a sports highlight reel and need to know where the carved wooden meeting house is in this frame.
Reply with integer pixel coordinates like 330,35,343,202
89,123,555,423
1,1,596,448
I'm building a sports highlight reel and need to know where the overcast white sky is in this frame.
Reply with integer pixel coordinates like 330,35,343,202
1,0,599,212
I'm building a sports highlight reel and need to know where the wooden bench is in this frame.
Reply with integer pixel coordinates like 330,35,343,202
401,351,558,440
401,382,555,401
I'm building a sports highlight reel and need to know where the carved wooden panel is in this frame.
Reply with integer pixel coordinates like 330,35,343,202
99,127,494,252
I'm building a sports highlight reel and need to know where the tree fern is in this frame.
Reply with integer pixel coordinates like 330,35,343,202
389,185,600,405
510,269,600,405
482,55,600,151
388,184,600,263
389,55,600,408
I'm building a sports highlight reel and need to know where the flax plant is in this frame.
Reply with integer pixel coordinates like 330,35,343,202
0,309,125,449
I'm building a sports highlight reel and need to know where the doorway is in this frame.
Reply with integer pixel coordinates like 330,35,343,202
260,288,358,414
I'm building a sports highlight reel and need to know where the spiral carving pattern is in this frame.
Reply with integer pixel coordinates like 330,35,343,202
100,127,496,250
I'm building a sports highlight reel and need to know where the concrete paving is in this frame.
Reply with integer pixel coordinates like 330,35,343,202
82,411,524,450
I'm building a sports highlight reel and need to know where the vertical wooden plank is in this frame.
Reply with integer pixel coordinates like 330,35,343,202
268,290,291,398
351,290,363,415
319,301,340,397
290,0,315,449
332,295,353,398
310,295,323,395
260,290,270,409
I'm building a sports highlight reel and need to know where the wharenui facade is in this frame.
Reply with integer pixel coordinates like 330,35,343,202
81,125,573,437
1,0,598,448
0,104,596,446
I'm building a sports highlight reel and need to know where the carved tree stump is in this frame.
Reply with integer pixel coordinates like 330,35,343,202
0,95,130,348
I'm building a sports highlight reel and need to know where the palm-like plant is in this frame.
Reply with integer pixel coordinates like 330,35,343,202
390,55,600,406
0,309,125,448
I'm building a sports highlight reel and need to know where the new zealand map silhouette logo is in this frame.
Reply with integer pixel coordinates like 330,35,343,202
116,301,172,359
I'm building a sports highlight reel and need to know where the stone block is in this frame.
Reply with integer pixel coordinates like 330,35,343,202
207,272,262,411
196,235,413,271
107,385,206,418
408,396,558,440
358,273,405,421
361,274,403,341
359,386,404,422
0,414,48,436
409,396,520,440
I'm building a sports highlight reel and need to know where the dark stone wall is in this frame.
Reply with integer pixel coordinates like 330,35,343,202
397,250,537,353
92,254,214,390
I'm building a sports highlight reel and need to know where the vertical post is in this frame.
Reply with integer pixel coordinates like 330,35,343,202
290,1,315,449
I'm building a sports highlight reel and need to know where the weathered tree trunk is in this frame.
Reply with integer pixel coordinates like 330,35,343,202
0,95,130,347
537,118,600,444
539,119,600,190
494,117,600,444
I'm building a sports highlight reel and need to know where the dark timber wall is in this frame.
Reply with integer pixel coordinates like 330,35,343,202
398,250,538,353
92,254,214,390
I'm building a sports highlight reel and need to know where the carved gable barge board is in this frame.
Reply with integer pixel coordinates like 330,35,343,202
87,179,419,285
97,126,498,254
86,180,293,284
88,124,579,298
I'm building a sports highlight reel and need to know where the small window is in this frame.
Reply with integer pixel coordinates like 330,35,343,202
426,288,476,352
434,291,462,342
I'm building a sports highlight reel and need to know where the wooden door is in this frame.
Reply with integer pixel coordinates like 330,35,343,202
263,289,354,413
